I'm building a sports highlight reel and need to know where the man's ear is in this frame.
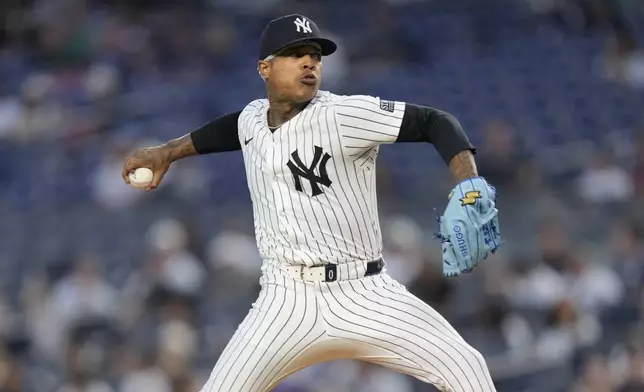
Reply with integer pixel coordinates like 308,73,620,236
258,61,270,80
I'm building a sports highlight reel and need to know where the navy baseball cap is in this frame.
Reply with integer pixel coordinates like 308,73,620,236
258,14,337,61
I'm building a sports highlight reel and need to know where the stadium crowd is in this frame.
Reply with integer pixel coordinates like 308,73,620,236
0,0,643,391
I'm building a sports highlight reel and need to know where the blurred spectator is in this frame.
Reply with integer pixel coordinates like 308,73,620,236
0,339,35,392
611,220,644,300
475,120,520,193
202,218,261,343
529,0,629,34
350,3,419,69
0,94,21,139
577,148,633,206
633,132,644,199
381,215,424,286
141,217,206,317
507,228,623,314
201,16,237,65
345,361,415,392
91,139,147,211
287,360,415,392
0,294,10,336
212,0,286,12
26,253,120,363
317,29,348,90
505,221,571,309
567,247,624,314
600,31,644,89
49,254,118,325
9,72,66,142
407,260,454,315
572,353,616,392
56,341,115,392
156,319,198,384
617,349,644,392
465,299,516,358
120,352,172,392
206,218,261,281
534,301,600,363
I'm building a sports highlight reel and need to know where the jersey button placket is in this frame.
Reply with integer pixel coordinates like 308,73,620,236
268,133,286,217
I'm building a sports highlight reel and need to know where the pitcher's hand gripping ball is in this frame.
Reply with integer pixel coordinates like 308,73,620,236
128,167,154,189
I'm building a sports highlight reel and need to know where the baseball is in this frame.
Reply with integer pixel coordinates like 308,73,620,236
129,167,154,188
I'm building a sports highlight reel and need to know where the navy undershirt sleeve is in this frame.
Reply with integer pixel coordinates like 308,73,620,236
189,111,242,154
396,103,476,164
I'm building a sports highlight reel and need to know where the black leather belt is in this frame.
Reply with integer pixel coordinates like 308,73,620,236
283,257,385,282
365,257,386,276
322,257,385,282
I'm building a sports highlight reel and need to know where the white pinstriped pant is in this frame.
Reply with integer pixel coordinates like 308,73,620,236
199,270,496,392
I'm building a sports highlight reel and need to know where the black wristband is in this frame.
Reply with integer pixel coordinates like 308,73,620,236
190,111,242,154
397,104,475,164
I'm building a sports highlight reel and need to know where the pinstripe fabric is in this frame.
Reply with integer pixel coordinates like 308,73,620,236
200,272,495,392
319,274,496,392
203,276,327,392
197,91,496,392
237,91,404,269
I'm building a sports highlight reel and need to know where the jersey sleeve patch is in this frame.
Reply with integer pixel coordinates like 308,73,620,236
379,100,395,113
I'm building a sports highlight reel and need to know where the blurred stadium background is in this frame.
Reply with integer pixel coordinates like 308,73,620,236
0,0,643,391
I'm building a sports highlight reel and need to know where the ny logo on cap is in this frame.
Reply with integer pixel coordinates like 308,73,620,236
294,17,312,34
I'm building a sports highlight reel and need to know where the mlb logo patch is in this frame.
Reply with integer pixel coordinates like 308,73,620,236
379,100,395,112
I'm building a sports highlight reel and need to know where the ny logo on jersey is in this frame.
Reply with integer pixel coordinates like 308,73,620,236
294,17,312,34
286,146,332,197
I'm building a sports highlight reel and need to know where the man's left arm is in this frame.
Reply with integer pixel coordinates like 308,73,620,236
396,103,502,277
395,103,477,181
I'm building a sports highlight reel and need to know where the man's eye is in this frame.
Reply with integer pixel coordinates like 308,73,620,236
289,51,321,60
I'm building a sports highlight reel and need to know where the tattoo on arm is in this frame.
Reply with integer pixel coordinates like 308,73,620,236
161,134,198,162
449,150,478,182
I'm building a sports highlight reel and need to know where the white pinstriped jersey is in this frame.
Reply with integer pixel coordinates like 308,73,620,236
202,90,497,392
237,90,406,268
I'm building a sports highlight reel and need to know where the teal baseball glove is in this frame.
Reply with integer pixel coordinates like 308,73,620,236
434,177,502,277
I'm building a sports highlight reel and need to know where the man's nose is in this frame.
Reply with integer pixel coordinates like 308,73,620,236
302,56,318,69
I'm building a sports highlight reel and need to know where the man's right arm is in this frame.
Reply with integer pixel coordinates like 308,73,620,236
152,110,243,161
122,111,242,189
149,110,243,160
188,111,242,155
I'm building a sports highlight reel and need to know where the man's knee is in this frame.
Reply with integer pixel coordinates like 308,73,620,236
420,344,493,392
454,344,495,392
466,345,488,367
